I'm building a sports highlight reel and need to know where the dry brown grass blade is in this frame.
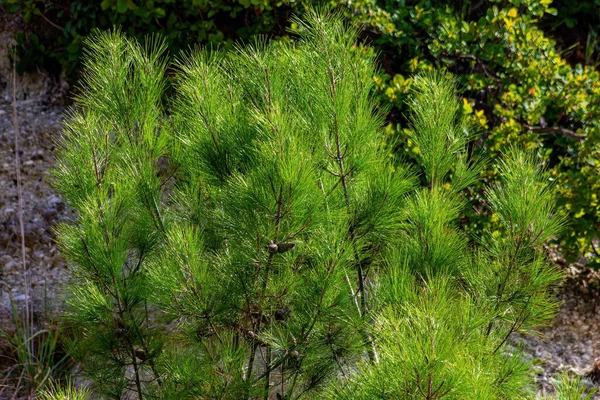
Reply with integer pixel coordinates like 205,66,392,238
12,51,33,400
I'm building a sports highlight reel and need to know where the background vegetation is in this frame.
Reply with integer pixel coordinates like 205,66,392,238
348,0,600,266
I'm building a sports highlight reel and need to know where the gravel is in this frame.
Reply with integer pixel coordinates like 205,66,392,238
0,95,71,325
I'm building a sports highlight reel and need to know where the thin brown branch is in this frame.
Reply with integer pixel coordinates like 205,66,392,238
592,240,600,258
448,53,501,83
38,11,64,31
12,57,33,366
523,124,585,143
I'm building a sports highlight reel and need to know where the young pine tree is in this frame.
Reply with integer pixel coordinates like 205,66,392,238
148,10,415,399
53,10,568,399
324,73,567,399
53,32,169,398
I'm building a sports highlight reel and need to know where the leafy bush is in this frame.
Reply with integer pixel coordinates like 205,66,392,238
52,11,568,398
540,0,600,64
3,0,312,78
341,0,600,266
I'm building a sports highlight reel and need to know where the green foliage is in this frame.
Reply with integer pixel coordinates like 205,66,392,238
52,29,170,398
39,381,92,400
151,11,421,397
341,0,600,266
545,371,597,400
3,0,314,78
540,0,600,42
53,11,566,399
325,72,564,400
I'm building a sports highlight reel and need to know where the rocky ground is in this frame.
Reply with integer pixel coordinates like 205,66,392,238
0,95,70,316
0,14,74,393
0,6,71,334
0,93,73,396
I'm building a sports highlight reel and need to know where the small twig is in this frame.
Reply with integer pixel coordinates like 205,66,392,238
154,18,165,30
263,345,272,400
12,367,26,400
449,53,502,83
344,271,361,317
38,11,64,31
414,368,428,399
522,124,585,143
592,240,600,258
469,0,486,14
